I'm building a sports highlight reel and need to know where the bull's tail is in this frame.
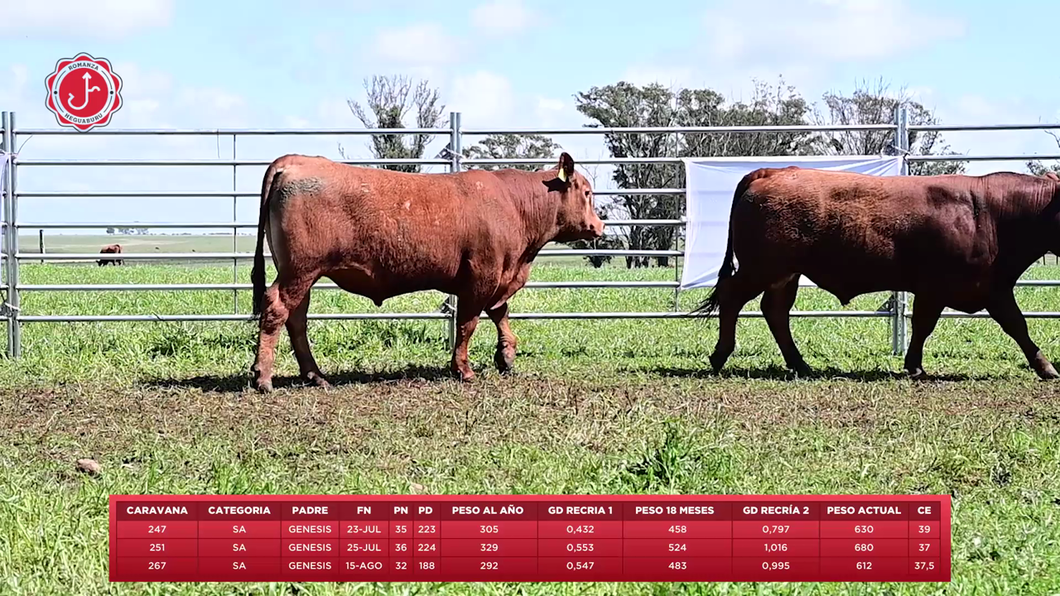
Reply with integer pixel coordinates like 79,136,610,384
690,168,773,317
251,161,285,318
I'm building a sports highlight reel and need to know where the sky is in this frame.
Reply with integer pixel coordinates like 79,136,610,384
1,0,1059,234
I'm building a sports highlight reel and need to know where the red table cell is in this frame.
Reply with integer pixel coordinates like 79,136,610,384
413,556,442,576
821,520,908,539
820,557,909,581
115,557,198,581
537,557,623,580
199,520,280,539
389,557,414,577
538,521,622,539
282,522,338,538
198,556,282,581
622,557,731,582
441,520,537,538
909,539,940,557
114,538,197,558
820,538,908,557
339,557,389,578
733,521,819,539
623,538,730,558
910,521,940,539
281,557,339,579
909,557,943,576
623,520,731,539
439,557,538,578
342,522,388,537
115,520,197,539
733,538,818,557
282,538,339,556
390,521,414,537
538,538,623,557
440,538,537,557
342,539,388,556
198,538,280,557
414,521,441,537
732,557,819,581
414,538,440,556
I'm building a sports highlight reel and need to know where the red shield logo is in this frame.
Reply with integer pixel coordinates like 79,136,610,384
45,53,124,132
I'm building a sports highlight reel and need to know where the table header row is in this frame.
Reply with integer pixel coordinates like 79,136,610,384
115,500,943,521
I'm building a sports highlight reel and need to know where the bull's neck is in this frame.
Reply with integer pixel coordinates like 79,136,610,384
509,170,563,250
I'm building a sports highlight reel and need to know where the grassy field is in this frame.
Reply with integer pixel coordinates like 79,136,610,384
1,235,1059,595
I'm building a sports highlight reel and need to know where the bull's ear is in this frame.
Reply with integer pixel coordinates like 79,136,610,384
556,152,575,183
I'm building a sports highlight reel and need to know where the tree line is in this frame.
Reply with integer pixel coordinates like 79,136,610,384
339,74,984,268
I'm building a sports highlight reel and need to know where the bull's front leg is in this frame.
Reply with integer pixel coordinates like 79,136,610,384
450,297,485,382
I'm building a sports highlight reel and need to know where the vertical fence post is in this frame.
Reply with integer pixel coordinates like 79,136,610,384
232,134,238,314
4,112,19,358
445,112,461,351
1,111,8,357
891,105,910,356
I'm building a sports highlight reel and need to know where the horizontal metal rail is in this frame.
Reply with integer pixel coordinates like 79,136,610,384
16,158,450,167
16,124,898,137
16,188,685,199
17,310,893,323
17,218,684,229
15,127,450,136
17,280,683,292
18,249,684,261
907,123,1060,132
908,154,1060,162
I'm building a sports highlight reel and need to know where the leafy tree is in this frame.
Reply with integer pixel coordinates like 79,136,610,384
1026,131,1060,176
813,78,967,176
574,78,814,268
341,75,446,173
463,133,562,172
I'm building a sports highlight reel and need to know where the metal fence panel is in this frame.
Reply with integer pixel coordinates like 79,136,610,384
4,109,1060,360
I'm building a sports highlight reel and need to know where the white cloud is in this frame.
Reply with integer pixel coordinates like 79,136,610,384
0,0,173,38
702,0,964,65
471,0,534,36
448,71,516,128
372,23,461,65
931,94,1060,175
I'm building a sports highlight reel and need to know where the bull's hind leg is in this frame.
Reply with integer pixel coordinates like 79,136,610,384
285,288,329,389
761,275,811,376
486,302,517,373
709,272,770,373
250,274,315,393
987,289,1060,380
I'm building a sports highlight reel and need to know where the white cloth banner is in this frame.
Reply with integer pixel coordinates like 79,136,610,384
679,156,904,289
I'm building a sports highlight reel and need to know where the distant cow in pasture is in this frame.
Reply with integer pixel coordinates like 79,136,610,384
695,166,1060,380
249,152,605,392
97,244,123,266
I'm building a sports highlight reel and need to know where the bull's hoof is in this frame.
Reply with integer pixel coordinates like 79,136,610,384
450,363,476,383
1035,364,1060,380
790,361,813,377
906,366,928,381
708,352,726,374
255,380,274,394
494,348,516,374
304,372,331,389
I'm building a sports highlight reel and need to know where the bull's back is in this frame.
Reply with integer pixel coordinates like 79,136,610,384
732,169,989,296
269,160,519,290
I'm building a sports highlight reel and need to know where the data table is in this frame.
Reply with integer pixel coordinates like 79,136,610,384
109,495,950,583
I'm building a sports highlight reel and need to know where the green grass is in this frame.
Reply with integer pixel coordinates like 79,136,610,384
1,240,1059,595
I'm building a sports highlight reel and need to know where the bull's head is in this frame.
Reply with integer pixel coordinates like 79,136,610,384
545,152,605,243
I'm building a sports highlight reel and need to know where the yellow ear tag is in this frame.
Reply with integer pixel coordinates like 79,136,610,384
557,168,567,182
